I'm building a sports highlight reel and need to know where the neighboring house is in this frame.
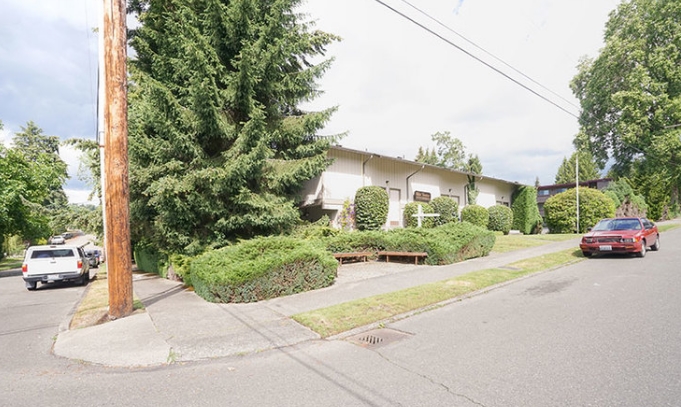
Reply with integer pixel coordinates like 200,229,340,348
537,178,612,217
299,146,521,229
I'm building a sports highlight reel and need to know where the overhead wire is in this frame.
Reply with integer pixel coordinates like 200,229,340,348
370,0,580,119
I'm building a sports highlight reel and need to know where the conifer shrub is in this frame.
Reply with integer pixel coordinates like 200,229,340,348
190,236,337,303
354,186,389,231
403,202,436,228
430,196,459,226
544,188,616,233
511,186,543,234
323,222,494,265
487,204,514,234
460,204,489,229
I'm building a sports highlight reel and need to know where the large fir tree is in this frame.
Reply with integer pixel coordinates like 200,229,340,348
127,0,340,254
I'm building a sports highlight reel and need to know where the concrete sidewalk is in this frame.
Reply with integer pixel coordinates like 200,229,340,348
54,238,582,368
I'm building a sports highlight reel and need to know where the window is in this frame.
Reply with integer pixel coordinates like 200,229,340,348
538,190,550,196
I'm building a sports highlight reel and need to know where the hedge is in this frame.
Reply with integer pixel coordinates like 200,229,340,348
544,187,616,233
190,236,337,303
487,204,513,234
460,204,489,228
354,186,389,231
403,202,435,228
512,186,543,234
430,196,459,226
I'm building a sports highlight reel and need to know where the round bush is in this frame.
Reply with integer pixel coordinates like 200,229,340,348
544,188,616,233
430,196,459,226
461,204,489,229
403,202,436,228
354,186,389,231
487,204,513,234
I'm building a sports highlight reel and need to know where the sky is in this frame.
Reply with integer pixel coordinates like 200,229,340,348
0,0,622,204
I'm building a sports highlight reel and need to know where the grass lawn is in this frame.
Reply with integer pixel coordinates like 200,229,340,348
492,233,580,253
0,257,22,272
293,248,584,338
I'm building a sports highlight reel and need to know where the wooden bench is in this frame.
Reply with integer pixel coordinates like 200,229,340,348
377,251,428,265
333,252,372,264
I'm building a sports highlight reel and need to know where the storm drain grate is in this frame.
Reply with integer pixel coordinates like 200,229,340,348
347,328,412,349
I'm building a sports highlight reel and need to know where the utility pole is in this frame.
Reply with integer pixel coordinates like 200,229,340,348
103,0,133,319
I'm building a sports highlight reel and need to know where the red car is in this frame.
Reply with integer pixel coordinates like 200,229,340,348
580,217,660,258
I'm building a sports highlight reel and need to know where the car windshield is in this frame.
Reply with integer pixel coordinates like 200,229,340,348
592,219,642,231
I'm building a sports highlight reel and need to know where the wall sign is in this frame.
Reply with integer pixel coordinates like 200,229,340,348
413,191,431,202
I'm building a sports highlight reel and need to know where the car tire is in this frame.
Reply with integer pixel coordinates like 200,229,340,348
637,242,647,258
26,281,37,291
80,272,89,286
651,235,660,251
582,251,592,258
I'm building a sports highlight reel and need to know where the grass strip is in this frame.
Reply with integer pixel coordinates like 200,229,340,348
658,223,680,233
70,266,145,329
293,248,584,338
0,258,22,272
492,233,580,253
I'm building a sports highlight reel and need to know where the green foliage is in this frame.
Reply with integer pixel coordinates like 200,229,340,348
544,188,616,234
570,0,681,221
414,146,438,165
338,199,355,231
133,240,169,278
603,179,648,217
460,205,489,229
511,186,543,234
291,216,340,240
0,121,68,247
354,186,389,231
430,196,459,226
190,236,337,303
127,1,341,254
431,131,466,169
554,150,601,184
324,222,495,265
168,253,196,286
403,202,435,228
487,205,514,234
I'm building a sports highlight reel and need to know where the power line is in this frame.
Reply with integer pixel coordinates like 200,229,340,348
397,0,581,111
371,0,580,119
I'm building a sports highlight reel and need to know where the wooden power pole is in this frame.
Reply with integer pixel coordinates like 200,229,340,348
103,0,133,319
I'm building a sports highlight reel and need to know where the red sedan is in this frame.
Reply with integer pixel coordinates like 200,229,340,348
580,217,660,258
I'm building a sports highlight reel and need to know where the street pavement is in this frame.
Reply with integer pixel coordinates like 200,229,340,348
52,236,586,368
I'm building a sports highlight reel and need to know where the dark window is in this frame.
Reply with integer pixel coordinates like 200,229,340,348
30,249,75,259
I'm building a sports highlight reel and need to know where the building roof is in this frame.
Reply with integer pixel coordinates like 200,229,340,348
330,145,524,187
537,178,613,190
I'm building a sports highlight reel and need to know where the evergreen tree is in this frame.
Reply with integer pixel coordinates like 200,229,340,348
554,150,600,184
414,146,438,165
127,0,340,254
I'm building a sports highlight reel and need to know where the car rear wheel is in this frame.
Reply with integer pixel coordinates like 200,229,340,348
651,235,660,251
637,242,647,258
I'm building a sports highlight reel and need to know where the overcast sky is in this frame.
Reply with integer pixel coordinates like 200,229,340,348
0,0,621,204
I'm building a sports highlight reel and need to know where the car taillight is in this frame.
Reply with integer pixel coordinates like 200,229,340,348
22,264,27,273
77,260,83,269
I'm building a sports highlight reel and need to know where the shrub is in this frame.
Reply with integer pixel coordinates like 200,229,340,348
512,186,543,234
133,240,168,277
354,186,389,231
487,204,514,234
291,216,339,240
403,202,436,228
338,199,355,231
544,188,616,233
190,236,337,303
430,196,459,226
603,179,648,217
323,222,495,265
460,204,489,229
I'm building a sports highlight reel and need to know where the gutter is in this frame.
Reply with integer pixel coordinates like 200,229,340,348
362,155,374,187
406,165,425,202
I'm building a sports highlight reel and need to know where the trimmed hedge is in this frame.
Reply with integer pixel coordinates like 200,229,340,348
190,236,337,303
403,202,435,228
487,204,513,234
324,222,495,265
460,204,489,228
544,187,616,234
512,186,543,234
430,196,459,226
133,240,168,277
354,186,389,231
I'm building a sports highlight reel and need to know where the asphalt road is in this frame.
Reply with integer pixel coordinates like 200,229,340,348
1,227,680,406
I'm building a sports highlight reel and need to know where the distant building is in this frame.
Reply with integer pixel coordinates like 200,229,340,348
537,178,613,217
299,146,522,229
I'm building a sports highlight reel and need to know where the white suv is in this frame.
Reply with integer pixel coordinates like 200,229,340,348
21,245,90,290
